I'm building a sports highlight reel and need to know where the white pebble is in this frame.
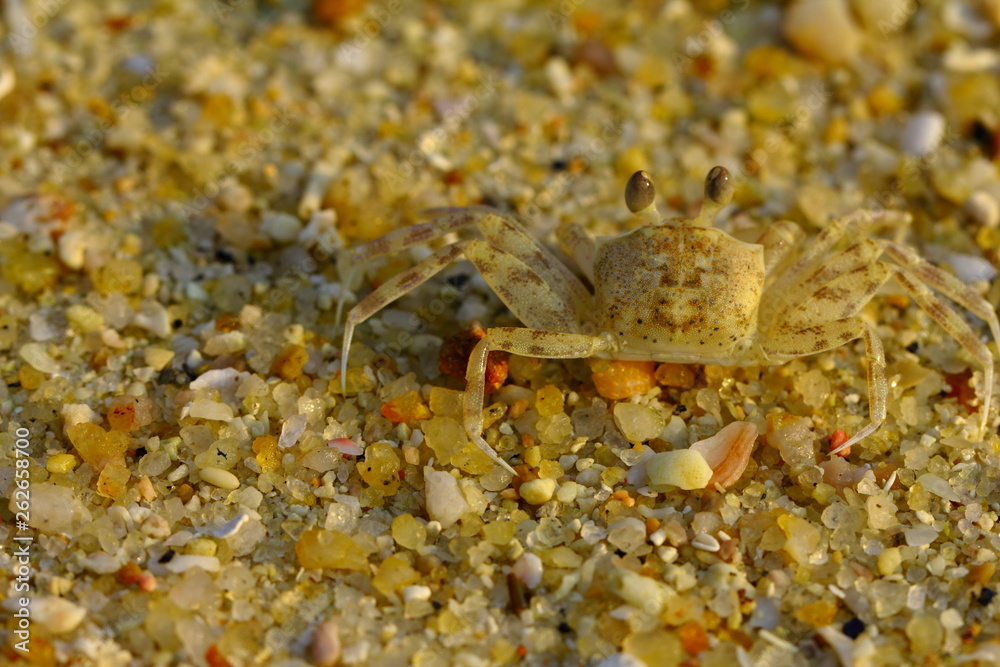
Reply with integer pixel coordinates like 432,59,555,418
966,191,1000,228
783,0,860,66
200,466,240,490
132,300,172,338
511,552,543,589
61,403,102,427
261,211,302,244
166,463,189,483
900,111,946,156
692,532,721,552
607,568,674,615
164,554,221,573
403,585,431,602
189,367,244,390
31,597,87,634
646,449,713,490
29,312,58,341
187,400,234,421
218,184,254,212
423,467,469,529
57,230,88,269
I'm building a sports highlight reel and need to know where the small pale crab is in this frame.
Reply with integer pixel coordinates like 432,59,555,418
341,167,999,475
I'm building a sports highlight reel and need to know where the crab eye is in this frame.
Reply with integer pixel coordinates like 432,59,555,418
705,166,734,207
625,170,656,214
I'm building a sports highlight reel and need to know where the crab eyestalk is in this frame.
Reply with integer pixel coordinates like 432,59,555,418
625,170,662,225
693,166,734,227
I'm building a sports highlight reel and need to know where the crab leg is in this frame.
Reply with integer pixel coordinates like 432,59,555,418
465,328,613,473
891,267,995,439
881,241,1000,351
765,319,887,455
341,242,470,391
774,210,909,305
830,322,888,455
346,211,483,264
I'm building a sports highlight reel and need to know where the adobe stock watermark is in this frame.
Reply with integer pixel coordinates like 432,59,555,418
177,105,294,220
52,65,167,178
546,0,587,30
672,0,751,72
521,116,625,222
334,0,406,63
876,0,920,36
732,82,832,184
376,71,500,194
10,426,35,654
5,0,71,56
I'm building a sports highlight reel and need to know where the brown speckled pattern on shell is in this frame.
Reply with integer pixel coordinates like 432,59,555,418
594,225,765,355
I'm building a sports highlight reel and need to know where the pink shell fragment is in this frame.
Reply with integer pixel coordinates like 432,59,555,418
329,438,363,456
689,421,758,489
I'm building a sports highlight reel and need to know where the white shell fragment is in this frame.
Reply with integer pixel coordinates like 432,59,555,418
689,421,759,489
691,532,721,552
163,555,221,574
646,449,713,490
901,111,946,156
211,512,250,538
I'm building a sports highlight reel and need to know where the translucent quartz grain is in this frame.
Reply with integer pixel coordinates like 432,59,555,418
613,403,665,442
534,385,564,417
137,451,171,477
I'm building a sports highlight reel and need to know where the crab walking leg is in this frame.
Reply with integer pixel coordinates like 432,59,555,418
882,241,1000,352
464,328,613,473
334,213,484,323
340,242,469,392
471,212,592,321
892,268,995,438
774,210,909,305
762,318,886,456
831,322,888,455
555,222,596,284
346,212,481,264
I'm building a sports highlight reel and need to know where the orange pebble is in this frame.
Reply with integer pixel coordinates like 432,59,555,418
591,360,656,399
655,362,696,388
381,389,432,424
678,621,710,655
205,645,233,667
116,561,143,586
828,429,850,457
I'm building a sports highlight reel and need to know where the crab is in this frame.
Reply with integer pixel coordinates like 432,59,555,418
340,167,999,475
